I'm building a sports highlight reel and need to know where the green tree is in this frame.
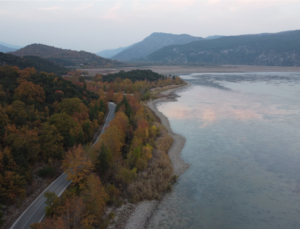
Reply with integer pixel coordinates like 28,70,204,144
39,123,64,160
58,98,86,116
96,143,112,175
44,191,61,217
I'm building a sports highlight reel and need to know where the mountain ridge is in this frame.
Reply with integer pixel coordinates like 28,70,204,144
144,30,300,66
96,41,139,58
96,47,127,58
112,32,203,61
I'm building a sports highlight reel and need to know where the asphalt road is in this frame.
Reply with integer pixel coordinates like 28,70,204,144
92,102,116,147
11,102,116,229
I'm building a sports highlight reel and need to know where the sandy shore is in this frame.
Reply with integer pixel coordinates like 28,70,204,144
82,65,300,76
121,82,191,229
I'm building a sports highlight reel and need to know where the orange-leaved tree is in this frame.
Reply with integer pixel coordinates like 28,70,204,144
82,174,108,223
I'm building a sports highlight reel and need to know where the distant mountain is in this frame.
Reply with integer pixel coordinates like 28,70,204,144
0,41,23,50
0,44,17,53
97,42,139,58
112,32,203,61
145,30,300,66
0,52,68,75
96,47,127,58
205,35,224,40
12,44,122,67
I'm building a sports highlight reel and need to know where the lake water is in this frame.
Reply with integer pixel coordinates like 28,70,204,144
147,72,300,229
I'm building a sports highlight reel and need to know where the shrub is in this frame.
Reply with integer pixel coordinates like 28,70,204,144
154,124,173,153
128,150,173,203
136,157,147,172
128,123,174,203
105,184,121,205
116,167,137,185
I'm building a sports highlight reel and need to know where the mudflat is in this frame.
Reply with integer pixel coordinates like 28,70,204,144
82,65,300,76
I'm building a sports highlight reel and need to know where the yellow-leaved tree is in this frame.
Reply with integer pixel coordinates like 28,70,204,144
61,145,93,190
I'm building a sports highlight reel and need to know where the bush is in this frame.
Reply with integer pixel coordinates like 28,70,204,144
154,124,173,153
116,167,137,185
136,157,147,172
38,166,56,178
128,124,174,203
105,184,121,205
128,150,173,203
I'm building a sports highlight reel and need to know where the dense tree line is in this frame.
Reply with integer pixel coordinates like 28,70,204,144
102,69,164,82
75,70,183,101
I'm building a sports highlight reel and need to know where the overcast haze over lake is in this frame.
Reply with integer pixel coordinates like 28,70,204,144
147,73,300,229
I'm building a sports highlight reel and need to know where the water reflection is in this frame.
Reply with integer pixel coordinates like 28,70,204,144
147,73,300,229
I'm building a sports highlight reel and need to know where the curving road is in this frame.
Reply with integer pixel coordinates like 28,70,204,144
11,102,116,229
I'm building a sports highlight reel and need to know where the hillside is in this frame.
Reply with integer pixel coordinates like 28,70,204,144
0,52,67,75
0,44,16,53
112,32,203,61
11,44,122,68
145,30,300,66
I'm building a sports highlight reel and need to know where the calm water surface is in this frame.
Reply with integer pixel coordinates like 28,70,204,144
147,72,300,229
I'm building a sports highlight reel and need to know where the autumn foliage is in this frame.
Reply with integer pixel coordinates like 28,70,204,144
0,65,107,226
0,65,184,227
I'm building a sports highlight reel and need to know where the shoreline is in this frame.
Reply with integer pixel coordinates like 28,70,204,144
82,65,300,76
123,82,191,229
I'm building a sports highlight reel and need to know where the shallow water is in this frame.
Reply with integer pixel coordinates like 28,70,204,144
147,72,300,229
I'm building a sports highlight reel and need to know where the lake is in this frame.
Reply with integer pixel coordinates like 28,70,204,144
147,72,300,229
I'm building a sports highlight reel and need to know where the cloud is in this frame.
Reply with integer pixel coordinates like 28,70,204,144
166,0,195,8
74,3,94,11
101,3,122,20
38,6,62,10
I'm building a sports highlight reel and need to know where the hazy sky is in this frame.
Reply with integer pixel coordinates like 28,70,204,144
1,0,300,53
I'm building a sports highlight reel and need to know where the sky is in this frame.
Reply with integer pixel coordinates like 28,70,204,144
1,0,300,53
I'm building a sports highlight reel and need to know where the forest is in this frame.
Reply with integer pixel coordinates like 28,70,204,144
0,52,68,75
102,69,164,82
0,66,107,227
0,66,184,228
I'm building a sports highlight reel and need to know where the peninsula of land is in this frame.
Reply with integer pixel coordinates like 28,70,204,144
109,82,191,229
